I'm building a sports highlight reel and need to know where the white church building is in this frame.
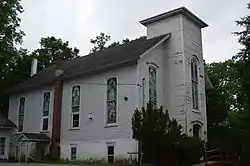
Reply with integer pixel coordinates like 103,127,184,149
2,7,212,162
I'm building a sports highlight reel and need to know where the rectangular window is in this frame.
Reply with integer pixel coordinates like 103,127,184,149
70,145,77,160
0,137,5,156
18,97,25,132
107,78,117,124
107,145,114,164
42,92,50,131
71,86,80,129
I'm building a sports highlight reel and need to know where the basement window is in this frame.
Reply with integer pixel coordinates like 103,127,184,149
107,145,114,164
70,145,77,160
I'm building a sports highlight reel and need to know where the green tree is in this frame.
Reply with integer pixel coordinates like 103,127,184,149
0,0,25,115
90,33,132,53
233,3,250,164
32,36,80,69
90,33,111,53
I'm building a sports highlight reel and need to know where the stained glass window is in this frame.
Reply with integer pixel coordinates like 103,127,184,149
107,78,117,124
42,92,50,131
18,97,25,132
191,57,199,110
149,66,157,107
71,86,80,128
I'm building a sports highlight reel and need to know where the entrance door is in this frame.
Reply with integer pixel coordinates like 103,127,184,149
193,124,201,139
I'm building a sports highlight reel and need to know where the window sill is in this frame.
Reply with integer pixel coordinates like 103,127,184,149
105,124,119,128
69,128,80,131
40,130,49,133
192,110,201,114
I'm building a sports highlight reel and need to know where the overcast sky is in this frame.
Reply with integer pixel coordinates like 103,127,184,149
20,0,249,63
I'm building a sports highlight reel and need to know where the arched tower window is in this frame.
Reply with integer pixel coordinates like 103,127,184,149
191,56,199,110
149,66,157,107
193,124,202,139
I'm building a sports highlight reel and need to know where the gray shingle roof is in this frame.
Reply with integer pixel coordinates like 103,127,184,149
0,112,16,129
7,34,169,94
23,133,50,142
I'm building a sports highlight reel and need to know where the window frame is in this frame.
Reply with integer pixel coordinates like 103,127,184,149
18,97,25,132
193,123,202,139
41,92,50,132
70,144,77,160
70,85,81,129
107,144,115,164
191,56,199,111
106,77,118,126
0,137,6,156
148,65,157,107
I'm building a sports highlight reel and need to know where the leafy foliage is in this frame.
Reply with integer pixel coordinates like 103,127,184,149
132,103,203,165
90,33,131,53
32,36,80,69
90,33,111,53
0,0,25,115
233,3,250,165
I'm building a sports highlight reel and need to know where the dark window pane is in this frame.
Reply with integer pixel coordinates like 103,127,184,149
42,118,49,131
108,146,114,155
18,115,24,132
193,124,201,139
43,111,49,117
71,147,77,160
72,107,79,113
0,137,5,155
72,114,79,128
108,156,114,164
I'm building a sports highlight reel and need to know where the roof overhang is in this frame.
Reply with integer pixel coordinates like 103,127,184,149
140,7,208,28
15,133,50,143
138,33,171,63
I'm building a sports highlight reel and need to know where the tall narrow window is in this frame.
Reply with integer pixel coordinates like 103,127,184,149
149,66,157,106
70,145,77,160
42,92,50,131
18,97,25,132
107,77,117,124
0,137,5,156
107,145,114,164
71,86,80,129
191,57,199,110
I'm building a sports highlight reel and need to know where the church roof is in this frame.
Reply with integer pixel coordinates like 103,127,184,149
7,34,170,94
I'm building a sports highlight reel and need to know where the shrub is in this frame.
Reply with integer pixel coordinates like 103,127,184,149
132,103,204,166
177,136,203,165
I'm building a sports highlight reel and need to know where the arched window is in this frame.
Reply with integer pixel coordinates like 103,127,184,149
191,57,199,110
193,124,201,139
149,66,157,107
71,85,80,129
107,77,117,124
42,92,50,131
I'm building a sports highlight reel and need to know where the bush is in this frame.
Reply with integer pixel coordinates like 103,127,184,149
132,103,204,166
177,136,203,165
